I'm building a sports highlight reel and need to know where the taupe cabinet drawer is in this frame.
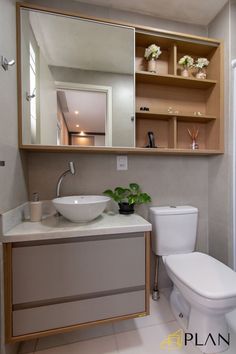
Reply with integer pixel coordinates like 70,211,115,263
4,232,150,342
13,290,145,336
12,234,145,304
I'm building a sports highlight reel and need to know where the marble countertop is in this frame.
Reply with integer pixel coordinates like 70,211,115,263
0,212,152,243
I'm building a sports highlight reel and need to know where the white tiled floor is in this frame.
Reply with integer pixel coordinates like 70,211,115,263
19,288,236,354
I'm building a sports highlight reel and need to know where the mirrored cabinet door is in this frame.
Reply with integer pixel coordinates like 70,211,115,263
19,7,135,148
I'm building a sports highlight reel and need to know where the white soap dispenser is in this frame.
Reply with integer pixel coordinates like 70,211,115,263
30,192,42,222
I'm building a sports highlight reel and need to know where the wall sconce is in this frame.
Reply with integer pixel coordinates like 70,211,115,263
1,56,15,71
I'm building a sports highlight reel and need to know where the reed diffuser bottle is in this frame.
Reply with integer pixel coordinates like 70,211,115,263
187,127,199,150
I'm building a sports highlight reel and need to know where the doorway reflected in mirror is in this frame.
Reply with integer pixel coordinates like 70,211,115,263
56,88,108,147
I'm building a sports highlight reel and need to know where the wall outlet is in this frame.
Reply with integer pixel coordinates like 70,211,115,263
117,156,128,171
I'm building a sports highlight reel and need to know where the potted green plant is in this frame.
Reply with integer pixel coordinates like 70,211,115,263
103,183,151,214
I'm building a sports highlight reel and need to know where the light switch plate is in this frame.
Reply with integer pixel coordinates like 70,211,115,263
117,156,128,170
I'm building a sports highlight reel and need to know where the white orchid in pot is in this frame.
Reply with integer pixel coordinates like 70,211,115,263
178,55,194,77
194,57,210,79
144,44,162,73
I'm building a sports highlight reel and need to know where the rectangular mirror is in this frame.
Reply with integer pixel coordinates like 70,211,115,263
19,6,135,148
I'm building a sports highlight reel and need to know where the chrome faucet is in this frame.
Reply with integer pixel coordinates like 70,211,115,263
56,162,76,198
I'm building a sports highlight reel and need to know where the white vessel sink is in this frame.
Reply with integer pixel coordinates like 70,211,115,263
52,195,110,222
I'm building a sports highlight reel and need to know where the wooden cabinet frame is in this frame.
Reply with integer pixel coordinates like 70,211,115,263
4,232,150,343
17,2,224,155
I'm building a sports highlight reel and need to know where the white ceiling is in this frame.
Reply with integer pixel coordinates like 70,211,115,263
58,89,106,133
75,0,228,26
29,11,134,74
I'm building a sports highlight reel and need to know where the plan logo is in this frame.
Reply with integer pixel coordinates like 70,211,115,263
160,329,230,350
160,329,183,350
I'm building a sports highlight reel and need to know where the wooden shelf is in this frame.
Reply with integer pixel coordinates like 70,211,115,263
136,111,217,122
20,145,223,155
136,71,217,89
135,31,219,57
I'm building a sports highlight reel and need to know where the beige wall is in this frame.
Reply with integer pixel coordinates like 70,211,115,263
0,0,27,352
0,0,28,214
25,0,207,36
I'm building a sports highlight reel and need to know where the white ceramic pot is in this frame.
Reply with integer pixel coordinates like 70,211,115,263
181,68,189,77
196,69,207,79
148,58,157,73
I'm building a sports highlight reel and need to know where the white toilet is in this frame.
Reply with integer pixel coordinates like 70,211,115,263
150,205,236,354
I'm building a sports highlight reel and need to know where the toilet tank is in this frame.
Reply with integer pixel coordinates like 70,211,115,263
149,206,198,256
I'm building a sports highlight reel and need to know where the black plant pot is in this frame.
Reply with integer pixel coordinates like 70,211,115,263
118,202,135,215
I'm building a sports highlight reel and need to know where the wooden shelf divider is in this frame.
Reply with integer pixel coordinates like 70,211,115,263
169,116,177,149
168,44,177,75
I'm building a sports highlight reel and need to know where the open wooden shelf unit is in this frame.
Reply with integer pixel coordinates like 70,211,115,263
135,31,224,153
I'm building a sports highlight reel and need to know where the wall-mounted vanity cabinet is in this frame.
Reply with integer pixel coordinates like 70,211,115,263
17,3,224,155
4,232,150,342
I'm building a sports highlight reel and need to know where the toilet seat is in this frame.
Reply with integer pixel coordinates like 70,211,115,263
164,252,236,300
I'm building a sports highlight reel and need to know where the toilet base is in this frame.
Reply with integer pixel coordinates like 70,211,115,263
170,286,190,329
188,307,229,353
170,286,230,354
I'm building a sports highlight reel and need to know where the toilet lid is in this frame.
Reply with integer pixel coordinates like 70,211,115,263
165,252,236,300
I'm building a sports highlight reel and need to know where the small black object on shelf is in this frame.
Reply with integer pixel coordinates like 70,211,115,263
140,106,150,111
146,131,157,148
